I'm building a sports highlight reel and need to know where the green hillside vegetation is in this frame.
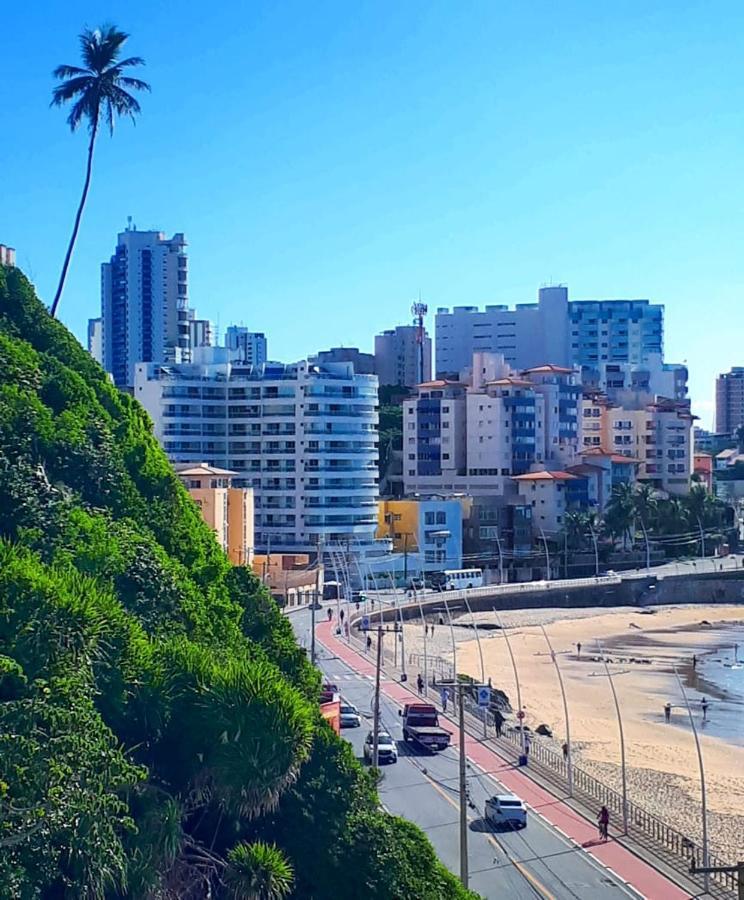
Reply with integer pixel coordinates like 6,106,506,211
0,263,477,899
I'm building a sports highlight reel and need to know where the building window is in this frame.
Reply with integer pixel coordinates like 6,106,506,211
425,512,436,525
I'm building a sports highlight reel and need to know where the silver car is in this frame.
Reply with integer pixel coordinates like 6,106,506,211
339,703,362,728
363,731,398,764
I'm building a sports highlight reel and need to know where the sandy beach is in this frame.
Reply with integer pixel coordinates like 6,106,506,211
403,603,744,860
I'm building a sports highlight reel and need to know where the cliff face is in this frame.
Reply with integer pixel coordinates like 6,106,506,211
0,264,475,900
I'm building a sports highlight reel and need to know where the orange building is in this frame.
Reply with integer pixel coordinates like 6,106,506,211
693,453,713,492
176,463,254,566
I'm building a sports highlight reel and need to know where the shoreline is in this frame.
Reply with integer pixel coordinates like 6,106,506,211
402,602,744,859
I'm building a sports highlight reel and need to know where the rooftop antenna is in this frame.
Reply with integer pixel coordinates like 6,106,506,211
126,215,132,232
411,295,428,385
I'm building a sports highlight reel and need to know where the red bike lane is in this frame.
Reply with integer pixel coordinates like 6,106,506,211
318,620,690,900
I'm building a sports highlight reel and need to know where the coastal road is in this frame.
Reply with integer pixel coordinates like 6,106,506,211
290,606,648,900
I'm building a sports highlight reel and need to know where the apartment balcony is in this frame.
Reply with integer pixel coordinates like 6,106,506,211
262,404,296,416
304,407,376,418
304,482,377,492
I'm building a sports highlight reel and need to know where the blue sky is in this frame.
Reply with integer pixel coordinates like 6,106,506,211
2,1,744,427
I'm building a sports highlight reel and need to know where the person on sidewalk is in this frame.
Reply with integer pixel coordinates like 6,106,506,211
664,702,671,723
598,805,609,841
441,687,449,713
366,635,372,653
417,673,424,695
327,608,333,622
562,741,569,761
339,609,345,624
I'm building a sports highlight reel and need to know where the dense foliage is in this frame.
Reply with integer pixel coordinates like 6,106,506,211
0,264,476,899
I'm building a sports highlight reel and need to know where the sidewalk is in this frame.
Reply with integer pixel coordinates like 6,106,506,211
317,619,692,900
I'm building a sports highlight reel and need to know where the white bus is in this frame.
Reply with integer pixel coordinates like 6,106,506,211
443,568,483,590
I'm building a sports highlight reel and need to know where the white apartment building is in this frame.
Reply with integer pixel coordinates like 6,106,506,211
188,315,214,349
87,317,102,364
375,324,432,388
402,353,581,498
98,227,192,389
135,350,379,555
225,326,268,366
580,355,688,404
435,287,682,393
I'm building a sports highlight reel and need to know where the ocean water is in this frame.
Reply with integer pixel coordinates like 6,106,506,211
684,628,744,748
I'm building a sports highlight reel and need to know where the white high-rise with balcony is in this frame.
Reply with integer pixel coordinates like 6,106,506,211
134,350,379,554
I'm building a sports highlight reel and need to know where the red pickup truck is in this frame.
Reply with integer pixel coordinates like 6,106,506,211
399,703,451,752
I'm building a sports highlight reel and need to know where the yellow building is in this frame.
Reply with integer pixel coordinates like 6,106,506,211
176,464,254,566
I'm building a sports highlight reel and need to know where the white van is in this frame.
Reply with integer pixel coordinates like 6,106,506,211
443,568,483,590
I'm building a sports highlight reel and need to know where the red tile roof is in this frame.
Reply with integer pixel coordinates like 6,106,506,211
521,364,575,375
512,470,577,482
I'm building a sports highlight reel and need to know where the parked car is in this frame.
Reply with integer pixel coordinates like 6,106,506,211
485,793,527,829
339,703,362,728
363,731,398,764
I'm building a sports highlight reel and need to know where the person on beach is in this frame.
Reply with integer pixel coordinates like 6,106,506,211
577,641,582,659
664,702,671,723
701,697,709,721
417,673,424,694
692,654,697,670
598,806,609,841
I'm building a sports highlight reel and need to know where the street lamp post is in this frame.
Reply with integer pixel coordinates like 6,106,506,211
442,595,458,688
413,585,429,694
462,592,487,738
495,534,504,584
695,515,705,560
538,526,551,580
494,609,525,754
638,516,650,573
541,625,573,796
587,522,599,577
673,666,709,893
597,638,628,834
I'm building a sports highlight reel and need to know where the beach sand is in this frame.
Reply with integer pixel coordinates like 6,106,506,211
403,603,744,859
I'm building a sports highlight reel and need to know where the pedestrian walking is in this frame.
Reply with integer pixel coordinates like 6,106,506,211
664,702,671,723
441,687,449,713
562,741,569,761
417,673,424,695
366,635,372,653
438,614,444,626
597,805,609,841
701,696,709,722
339,609,345,624
577,641,582,659
692,654,697,670
327,608,332,622
524,734,531,755
493,710,504,738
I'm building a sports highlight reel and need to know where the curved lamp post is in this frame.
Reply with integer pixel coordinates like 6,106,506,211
494,609,525,754
541,625,573,797
442,594,458,687
462,592,487,737
597,638,628,834
538,526,551,580
673,665,709,892
587,522,600,577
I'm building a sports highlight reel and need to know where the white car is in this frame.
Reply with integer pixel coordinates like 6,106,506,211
485,793,527,829
363,731,398,764
339,703,362,728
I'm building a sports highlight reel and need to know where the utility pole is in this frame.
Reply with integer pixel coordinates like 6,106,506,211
403,532,409,584
435,679,469,889
312,535,324,665
458,685,468,889
372,627,383,768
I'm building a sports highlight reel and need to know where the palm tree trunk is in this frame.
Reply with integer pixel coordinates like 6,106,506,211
50,118,98,319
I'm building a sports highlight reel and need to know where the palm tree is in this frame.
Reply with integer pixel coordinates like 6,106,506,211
603,482,635,550
50,25,150,318
224,842,294,900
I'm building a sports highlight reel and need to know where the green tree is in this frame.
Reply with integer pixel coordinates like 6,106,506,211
224,842,294,900
603,483,635,550
50,25,150,318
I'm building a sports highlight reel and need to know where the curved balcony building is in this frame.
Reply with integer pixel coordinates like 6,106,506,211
135,350,379,555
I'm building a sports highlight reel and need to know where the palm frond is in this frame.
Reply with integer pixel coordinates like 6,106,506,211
51,76,96,106
114,55,146,70
117,76,151,92
52,63,90,79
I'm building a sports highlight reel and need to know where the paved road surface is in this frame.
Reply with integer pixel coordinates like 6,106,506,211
291,606,657,900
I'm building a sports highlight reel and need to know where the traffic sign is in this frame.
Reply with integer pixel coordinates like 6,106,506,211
477,686,490,707
516,709,526,720
361,616,370,631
